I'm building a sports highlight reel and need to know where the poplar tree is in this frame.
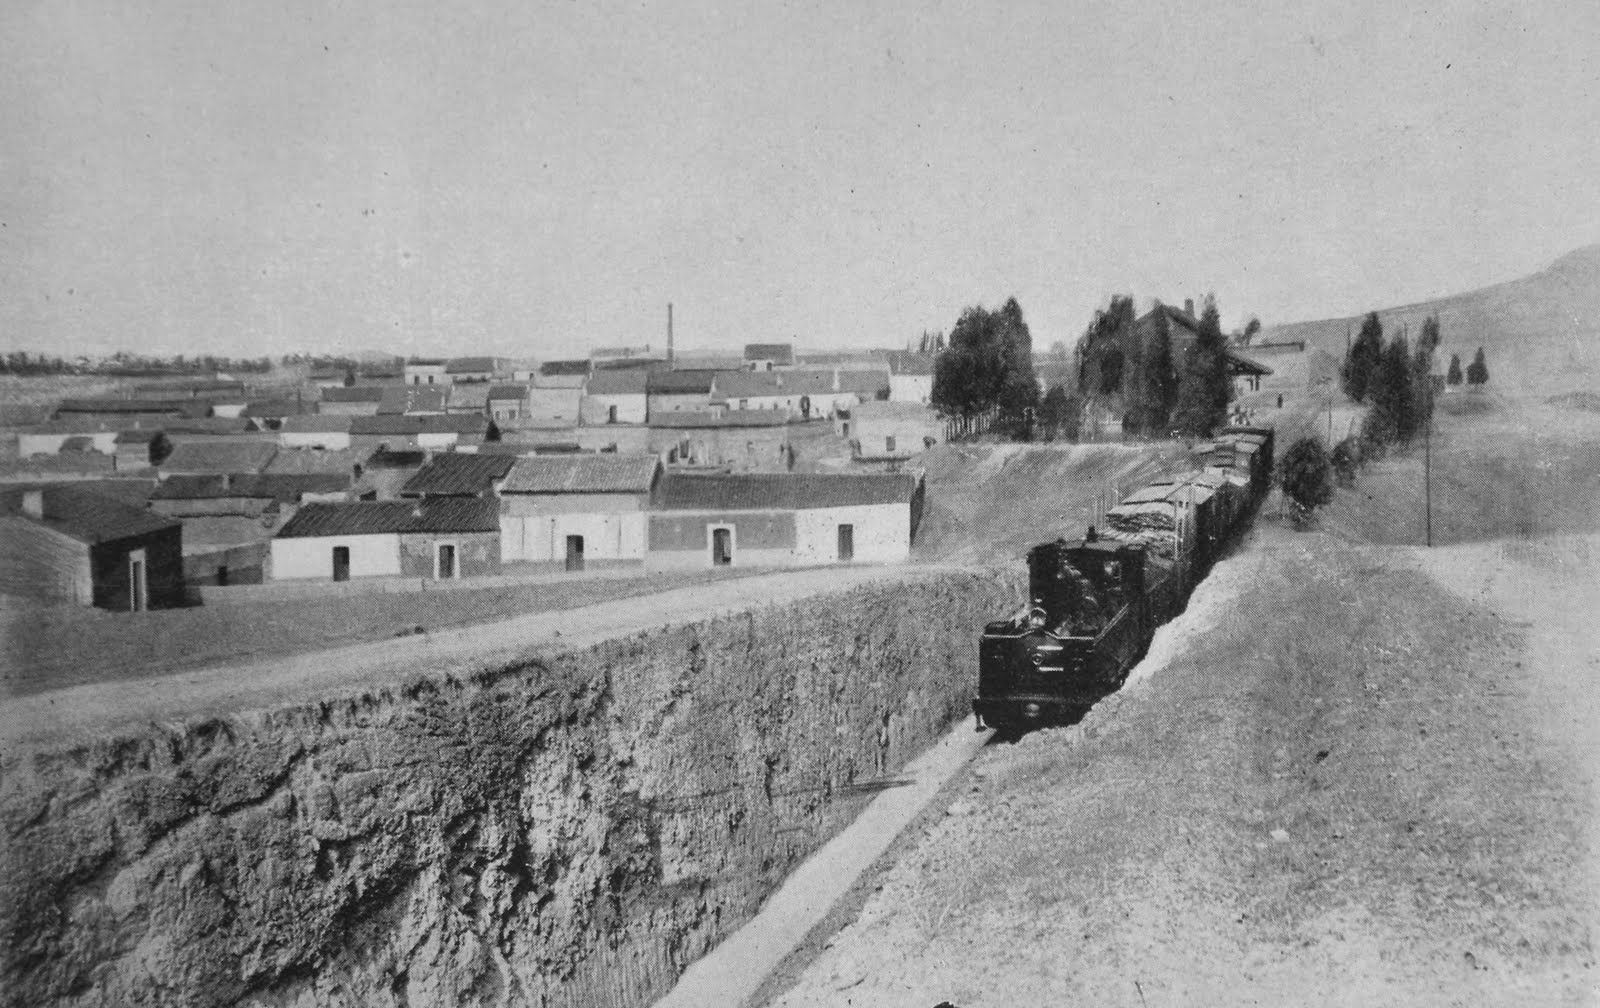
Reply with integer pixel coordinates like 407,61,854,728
1466,347,1490,385
1446,353,1463,385
1171,294,1229,436
1342,312,1384,402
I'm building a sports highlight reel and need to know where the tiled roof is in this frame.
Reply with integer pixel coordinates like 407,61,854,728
351,414,488,436
848,401,941,421
399,453,517,496
886,352,935,376
56,398,197,416
743,343,795,364
585,369,650,395
319,386,387,403
309,368,345,380
500,454,660,494
365,448,427,469
837,369,891,396
159,440,279,474
1225,350,1274,376
114,429,164,444
275,498,498,538
540,359,592,376
0,455,119,480
358,363,404,379
280,414,355,433
242,399,307,418
378,385,448,415
649,409,791,429
264,448,365,475
25,418,120,435
447,384,490,410
656,472,919,511
162,417,256,435
711,371,789,399
488,384,529,401
0,484,179,544
153,473,350,503
648,369,718,394
406,357,447,366
446,356,498,373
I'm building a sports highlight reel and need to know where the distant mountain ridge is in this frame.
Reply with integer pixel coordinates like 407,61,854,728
1261,244,1600,392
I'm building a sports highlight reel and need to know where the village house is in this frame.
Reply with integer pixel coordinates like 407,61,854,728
270,498,501,581
358,362,405,383
348,414,490,453
496,454,661,569
378,385,448,416
56,398,208,423
114,429,169,471
404,358,449,386
17,419,120,457
0,454,119,485
132,378,248,400
0,485,184,610
581,368,649,425
317,386,386,416
488,384,529,423
158,439,279,477
886,352,936,404
445,357,499,383
648,410,796,470
532,359,591,388
446,382,491,415
151,473,353,586
710,371,835,417
647,471,924,570
265,446,366,478
842,401,944,461
519,385,583,427
243,399,310,431
743,342,795,371
279,414,354,451
646,369,720,415
309,368,348,390
837,367,892,404
400,452,517,499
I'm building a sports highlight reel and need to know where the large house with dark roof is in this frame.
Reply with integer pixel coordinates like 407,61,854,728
743,343,795,371
317,386,385,416
348,414,491,452
646,369,719,415
0,485,184,609
158,440,280,477
399,453,517,499
270,498,501,581
581,369,649,425
445,357,499,383
531,359,591,389
496,454,661,568
647,471,923,569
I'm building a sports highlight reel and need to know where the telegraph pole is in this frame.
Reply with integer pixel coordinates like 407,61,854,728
1424,375,1433,547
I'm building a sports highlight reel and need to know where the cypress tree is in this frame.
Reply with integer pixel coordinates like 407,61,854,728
1446,353,1463,385
1466,347,1489,385
1172,294,1228,436
1369,334,1416,443
1342,312,1384,402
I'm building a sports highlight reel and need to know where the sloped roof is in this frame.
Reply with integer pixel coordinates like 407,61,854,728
242,398,305,417
400,453,517,496
837,369,891,396
585,369,649,395
0,455,119,480
849,401,941,422
275,498,498,538
162,417,256,435
159,440,279,474
56,398,197,416
23,417,120,435
350,414,488,436
540,359,592,376
378,385,448,414
1225,350,1274,376
500,454,660,494
0,485,179,544
447,384,491,410
446,356,498,373
319,386,387,403
264,448,364,475
358,363,404,379
648,369,719,395
743,343,794,364
114,429,164,444
280,414,354,433
886,352,935,376
365,447,427,469
656,472,919,511
489,384,529,401
153,473,350,503
406,357,447,366
711,371,788,399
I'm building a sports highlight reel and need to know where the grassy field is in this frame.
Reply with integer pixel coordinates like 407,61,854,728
0,569,761,698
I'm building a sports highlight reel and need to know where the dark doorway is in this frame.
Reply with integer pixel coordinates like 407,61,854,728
332,546,350,582
437,543,457,579
565,535,585,572
712,527,733,567
217,564,229,587
837,524,855,562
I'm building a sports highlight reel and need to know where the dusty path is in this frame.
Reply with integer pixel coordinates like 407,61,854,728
762,529,1599,1007
0,563,971,753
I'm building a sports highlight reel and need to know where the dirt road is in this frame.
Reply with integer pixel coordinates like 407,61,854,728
760,527,1599,1007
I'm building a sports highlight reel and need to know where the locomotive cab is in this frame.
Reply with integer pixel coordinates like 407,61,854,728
975,537,1147,730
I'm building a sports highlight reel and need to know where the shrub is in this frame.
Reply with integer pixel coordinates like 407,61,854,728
1280,437,1335,519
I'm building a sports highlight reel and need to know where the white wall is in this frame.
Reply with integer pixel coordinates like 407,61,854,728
270,535,401,580
501,511,648,562
580,393,647,425
280,430,352,450
19,431,117,455
792,503,910,564
889,374,933,404
416,432,460,450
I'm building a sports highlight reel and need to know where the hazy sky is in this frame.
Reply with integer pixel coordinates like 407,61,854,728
2,0,1597,360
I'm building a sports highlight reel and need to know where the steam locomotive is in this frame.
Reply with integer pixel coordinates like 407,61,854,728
973,426,1275,732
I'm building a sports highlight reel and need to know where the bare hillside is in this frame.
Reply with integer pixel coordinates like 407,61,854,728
1261,244,1600,393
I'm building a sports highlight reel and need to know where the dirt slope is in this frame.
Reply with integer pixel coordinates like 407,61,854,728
762,527,1599,1007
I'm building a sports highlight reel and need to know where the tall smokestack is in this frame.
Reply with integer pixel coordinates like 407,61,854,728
667,303,674,365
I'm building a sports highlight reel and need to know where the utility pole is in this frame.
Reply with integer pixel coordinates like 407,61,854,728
1424,375,1432,547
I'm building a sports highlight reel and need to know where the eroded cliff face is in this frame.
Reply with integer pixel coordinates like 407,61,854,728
1,572,1012,1008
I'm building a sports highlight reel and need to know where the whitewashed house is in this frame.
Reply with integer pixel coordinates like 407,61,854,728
845,401,944,460
581,369,649,425
496,454,661,570
279,415,353,451
887,352,935,404
404,358,449,386
647,471,923,570
270,498,501,581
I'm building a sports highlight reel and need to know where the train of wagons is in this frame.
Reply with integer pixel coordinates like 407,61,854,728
973,425,1275,732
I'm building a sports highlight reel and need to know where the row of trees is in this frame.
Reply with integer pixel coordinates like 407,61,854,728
929,298,1041,439
0,351,275,376
1445,347,1490,386
1340,312,1439,448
